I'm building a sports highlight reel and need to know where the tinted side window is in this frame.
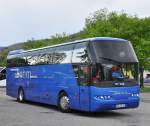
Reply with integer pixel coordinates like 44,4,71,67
53,44,74,64
26,48,55,65
7,56,26,67
17,57,27,66
27,54,46,65
79,65,91,86
26,51,40,65
46,48,55,64
72,42,89,63
7,59,16,67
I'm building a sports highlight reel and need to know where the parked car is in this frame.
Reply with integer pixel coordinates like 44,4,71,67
0,67,6,87
144,78,150,83
144,74,150,83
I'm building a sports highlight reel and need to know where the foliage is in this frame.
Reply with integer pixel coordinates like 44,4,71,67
141,87,150,93
23,33,70,50
0,49,8,66
81,8,150,70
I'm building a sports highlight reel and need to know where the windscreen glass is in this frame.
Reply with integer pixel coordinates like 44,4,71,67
90,40,139,87
93,40,138,63
91,63,138,87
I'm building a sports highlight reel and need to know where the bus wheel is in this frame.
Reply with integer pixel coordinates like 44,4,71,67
58,93,70,112
17,88,25,103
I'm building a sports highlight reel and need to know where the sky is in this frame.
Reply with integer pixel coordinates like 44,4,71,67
0,0,150,46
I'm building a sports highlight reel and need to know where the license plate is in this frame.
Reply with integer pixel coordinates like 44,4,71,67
116,104,126,108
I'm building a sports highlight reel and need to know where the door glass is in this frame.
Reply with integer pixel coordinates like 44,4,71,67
72,65,80,84
79,65,90,86
72,42,89,63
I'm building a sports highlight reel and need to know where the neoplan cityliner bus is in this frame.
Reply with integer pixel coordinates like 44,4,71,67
6,37,140,112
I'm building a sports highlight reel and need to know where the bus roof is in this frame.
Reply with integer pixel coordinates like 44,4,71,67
25,37,128,52
8,37,128,57
90,37,128,42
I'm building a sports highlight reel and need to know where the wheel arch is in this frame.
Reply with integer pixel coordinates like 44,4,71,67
58,90,68,97
57,90,68,104
57,90,70,112
18,86,24,93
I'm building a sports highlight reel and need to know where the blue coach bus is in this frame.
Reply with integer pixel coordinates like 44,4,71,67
6,37,140,112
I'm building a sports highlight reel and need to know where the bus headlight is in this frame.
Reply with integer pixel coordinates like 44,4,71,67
131,94,139,97
95,95,111,100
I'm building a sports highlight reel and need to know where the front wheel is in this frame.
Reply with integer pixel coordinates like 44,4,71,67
58,93,70,112
17,89,25,103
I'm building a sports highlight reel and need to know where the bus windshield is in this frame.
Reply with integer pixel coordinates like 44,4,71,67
91,63,138,87
93,40,138,63
90,40,139,87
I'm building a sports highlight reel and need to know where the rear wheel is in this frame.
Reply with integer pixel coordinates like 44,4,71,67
17,88,25,103
58,93,70,112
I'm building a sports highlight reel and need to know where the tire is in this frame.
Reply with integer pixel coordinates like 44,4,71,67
17,88,25,103
58,93,70,112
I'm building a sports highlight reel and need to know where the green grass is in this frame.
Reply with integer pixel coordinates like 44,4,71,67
140,87,150,93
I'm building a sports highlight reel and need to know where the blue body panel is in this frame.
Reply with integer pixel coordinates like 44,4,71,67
90,86,140,112
7,64,80,110
6,64,140,112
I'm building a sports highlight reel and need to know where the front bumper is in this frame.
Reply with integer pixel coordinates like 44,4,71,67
90,97,140,112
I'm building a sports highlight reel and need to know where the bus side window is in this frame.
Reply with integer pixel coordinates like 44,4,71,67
79,65,90,86
46,48,55,64
26,48,55,65
7,57,26,67
72,42,89,63
72,65,80,84
53,44,74,64
72,65,90,86
72,42,90,86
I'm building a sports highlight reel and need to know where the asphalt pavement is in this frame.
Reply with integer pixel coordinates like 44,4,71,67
0,88,150,126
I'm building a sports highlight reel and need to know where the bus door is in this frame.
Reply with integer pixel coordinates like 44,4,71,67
79,65,90,111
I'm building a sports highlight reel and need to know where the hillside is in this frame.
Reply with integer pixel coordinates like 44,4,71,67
0,47,6,51
0,32,83,66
